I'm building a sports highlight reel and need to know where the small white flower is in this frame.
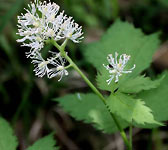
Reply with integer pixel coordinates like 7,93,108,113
31,52,50,77
31,51,68,81
45,28,55,37
47,53,68,81
103,52,136,85
59,17,84,43
37,0,59,21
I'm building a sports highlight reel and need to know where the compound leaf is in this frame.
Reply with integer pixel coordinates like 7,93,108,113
107,92,162,126
97,65,163,93
83,19,160,83
54,93,128,134
119,75,164,94
137,72,168,128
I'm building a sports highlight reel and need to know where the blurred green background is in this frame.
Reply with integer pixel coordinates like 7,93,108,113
1,0,168,149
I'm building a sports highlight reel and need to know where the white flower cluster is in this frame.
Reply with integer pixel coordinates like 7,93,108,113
103,52,136,84
17,0,83,80
31,51,68,80
17,0,83,55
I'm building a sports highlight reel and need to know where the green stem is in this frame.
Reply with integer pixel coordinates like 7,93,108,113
64,53,131,149
51,39,61,50
129,125,132,150
51,40,131,149
64,64,72,69
66,54,106,103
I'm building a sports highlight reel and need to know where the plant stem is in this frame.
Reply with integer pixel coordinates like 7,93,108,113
51,40,131,149
64,53,131,149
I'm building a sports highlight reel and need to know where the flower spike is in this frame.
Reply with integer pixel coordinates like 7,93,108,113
17,0,83,55
17,0,84,80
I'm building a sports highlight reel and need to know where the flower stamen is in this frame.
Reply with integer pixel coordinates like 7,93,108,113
103,52,136,85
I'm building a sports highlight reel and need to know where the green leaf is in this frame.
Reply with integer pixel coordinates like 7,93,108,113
0,117,18,150
83,19,160,83
96,66,119,92
96,65,163,93
54,93,128,133
138,72,168,127
106,92,162,125
119,75,164,94
27,134,59,150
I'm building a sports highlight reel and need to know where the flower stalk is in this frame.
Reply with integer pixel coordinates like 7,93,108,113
52,39,132,150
